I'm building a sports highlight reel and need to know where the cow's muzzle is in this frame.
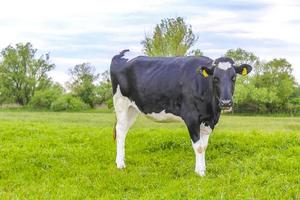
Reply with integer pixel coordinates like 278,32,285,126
220,99,232,111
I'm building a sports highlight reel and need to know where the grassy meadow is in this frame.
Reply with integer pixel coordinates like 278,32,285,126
0,111,300,199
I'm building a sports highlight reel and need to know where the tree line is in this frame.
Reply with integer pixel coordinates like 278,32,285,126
0,17,299,114
0,43,112,111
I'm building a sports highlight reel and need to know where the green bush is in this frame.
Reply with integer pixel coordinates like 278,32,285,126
50,94,90,111
290,97,300,105
105,98,113,109
29,87,62,109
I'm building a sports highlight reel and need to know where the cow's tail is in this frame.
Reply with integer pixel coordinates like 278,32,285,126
113,120,117,141
111,49,130,65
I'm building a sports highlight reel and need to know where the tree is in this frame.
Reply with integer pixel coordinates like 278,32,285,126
293,84,300,96
0,42,55,105
225,48,297,113
95,70,113,108
67,63,99,108
141,17,198,56
225,48,259,66
189,49,203,57
256,58,295,111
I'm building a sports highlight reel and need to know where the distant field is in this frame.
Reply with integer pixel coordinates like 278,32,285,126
0,111,299,199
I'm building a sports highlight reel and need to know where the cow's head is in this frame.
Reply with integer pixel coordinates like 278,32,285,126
200,57,252,111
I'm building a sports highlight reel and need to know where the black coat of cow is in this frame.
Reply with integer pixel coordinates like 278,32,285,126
111,50,224,143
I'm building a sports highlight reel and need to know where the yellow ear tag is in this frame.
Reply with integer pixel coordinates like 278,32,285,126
202,69,208,77
242,68,247,76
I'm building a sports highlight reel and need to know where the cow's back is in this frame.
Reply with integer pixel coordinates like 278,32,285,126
110,55,213,115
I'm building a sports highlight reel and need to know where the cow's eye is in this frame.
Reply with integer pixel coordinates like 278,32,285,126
213,77,219,83
232,76,236,82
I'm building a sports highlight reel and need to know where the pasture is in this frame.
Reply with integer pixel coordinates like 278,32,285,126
0,111,299,199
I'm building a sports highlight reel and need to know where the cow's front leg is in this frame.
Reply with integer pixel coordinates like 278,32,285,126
186,120,212,176
183,117,205,176
192,123,212,176
192,141,205,176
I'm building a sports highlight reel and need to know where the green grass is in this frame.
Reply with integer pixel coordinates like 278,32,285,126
0,111,300,199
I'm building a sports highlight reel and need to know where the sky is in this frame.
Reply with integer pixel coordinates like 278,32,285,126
0,0,300,84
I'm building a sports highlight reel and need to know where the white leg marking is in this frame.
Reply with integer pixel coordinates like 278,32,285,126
200,122,212,151
192,140,206,176
192,123,212,176
113,86,139,169
115,112,128,169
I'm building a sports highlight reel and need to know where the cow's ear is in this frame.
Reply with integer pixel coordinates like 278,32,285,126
197,66,214,78
234,64,252,76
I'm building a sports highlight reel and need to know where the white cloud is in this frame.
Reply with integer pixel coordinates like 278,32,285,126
47,70,69,86
0,0,300,84
187,1,300,82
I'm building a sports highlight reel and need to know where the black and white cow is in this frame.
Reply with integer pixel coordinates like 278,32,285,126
110,49,252,176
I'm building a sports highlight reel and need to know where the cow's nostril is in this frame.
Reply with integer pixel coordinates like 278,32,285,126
220,99,232,107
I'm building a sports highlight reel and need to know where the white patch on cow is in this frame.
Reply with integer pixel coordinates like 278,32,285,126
146,110,182,122
200,122,212,136
192,123,212,176
113,85,139,169
113,85,140,113
192,140,206,176
217,62,232,70
200,122,212,151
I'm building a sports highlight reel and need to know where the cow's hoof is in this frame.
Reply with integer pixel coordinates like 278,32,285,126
116,162,126,169
195,169,205,176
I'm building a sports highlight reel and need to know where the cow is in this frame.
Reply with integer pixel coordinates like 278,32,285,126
110,49,252,176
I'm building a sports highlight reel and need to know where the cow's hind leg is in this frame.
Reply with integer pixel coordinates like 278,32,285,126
115,105,138,169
